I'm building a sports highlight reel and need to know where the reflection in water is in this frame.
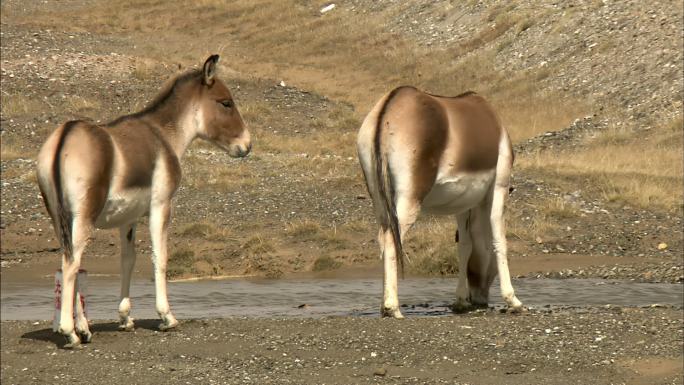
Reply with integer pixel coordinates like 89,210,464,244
1,277,682,320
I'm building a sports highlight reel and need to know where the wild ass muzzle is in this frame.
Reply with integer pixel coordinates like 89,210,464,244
36,55,251,348
357,86,523,318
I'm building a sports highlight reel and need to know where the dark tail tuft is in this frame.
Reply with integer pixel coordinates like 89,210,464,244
374,88,405,277
53,121,78,259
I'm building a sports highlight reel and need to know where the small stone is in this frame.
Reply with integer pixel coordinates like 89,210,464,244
373,367,387,376
320,3,336,14
657,242,668,250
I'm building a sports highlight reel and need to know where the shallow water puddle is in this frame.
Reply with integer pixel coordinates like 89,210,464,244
1,277,682,320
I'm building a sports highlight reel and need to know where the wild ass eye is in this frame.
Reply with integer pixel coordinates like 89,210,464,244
220,100,233,108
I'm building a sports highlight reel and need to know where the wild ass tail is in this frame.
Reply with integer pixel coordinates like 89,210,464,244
373,88,405,277
51,121,78,260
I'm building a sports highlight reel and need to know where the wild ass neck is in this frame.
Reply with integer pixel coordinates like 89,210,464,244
141,101,201,158
109,83,203,159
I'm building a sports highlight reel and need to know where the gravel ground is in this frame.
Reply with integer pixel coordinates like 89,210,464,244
2,307,682,385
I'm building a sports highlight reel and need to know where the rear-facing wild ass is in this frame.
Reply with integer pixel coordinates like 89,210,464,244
357,86,523,318
37,55,251,347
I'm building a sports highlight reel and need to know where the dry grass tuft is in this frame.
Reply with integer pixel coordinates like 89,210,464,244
545,197,580,219
167,248,195,278
1,94,43,117
317,227,348,250
62,95,101,113
507,199,568,243
178,221,233,241
405,220,458,276
286,219,321,241
342,218,372,234
185,157,258,192
256,128,358,158
311,255,342,271
239,99,272,128
0,144,32,161
131,58,160,80
517,115,683,211
242,235,276,254
286,219,349,250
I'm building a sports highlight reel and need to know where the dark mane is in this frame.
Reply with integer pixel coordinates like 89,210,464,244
106,69,202,126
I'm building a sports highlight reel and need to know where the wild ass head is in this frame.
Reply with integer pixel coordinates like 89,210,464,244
194,55,251,158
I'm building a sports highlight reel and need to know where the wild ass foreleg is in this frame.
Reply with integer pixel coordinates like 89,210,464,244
452,212,473,313
490,184,523,312
59,218,92,348
149,201,178,331
118,223,137,331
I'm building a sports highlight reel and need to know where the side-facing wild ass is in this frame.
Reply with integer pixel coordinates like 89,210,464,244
37,55,251,348
357,86,523,318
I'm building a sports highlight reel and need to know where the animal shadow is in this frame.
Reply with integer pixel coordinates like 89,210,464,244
21,319,165,349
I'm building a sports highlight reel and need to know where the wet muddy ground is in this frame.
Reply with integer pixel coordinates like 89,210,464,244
2,275,683,320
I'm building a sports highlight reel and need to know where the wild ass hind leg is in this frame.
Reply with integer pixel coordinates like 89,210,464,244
466,204,494,309
451,211,474,313
149,201,178,331
490,183,523,312
379,227,402,319
74,289,90,343
59,217,93,348
118,223,137,331
380,198,420,319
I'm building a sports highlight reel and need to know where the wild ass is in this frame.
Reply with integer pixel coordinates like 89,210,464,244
357,86,523,318
37,55,251,347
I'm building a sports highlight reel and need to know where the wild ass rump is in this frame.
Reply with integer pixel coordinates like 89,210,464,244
357,86,523,318
36,55,251,348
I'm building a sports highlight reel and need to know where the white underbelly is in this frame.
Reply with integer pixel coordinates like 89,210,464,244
95,188,150,229
422,170,495,215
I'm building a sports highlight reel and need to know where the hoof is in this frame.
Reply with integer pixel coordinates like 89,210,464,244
78,330,92,343
158,318,179,331
506,304,527,314
62,333,82,349
450,299,473,314
118,324,135,332
381,307,404,319
505,296,525,313
118,318,135,332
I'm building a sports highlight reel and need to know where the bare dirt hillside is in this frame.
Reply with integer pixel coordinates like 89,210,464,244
1,0,682,281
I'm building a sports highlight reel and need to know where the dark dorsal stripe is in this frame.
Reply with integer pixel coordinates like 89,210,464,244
425,90,477,99
106,70,202,127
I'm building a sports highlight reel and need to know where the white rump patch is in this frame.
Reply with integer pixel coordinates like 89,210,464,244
95,188,151,229
421,169,496,215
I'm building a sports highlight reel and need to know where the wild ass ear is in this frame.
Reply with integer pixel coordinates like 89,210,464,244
202,54,220,85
